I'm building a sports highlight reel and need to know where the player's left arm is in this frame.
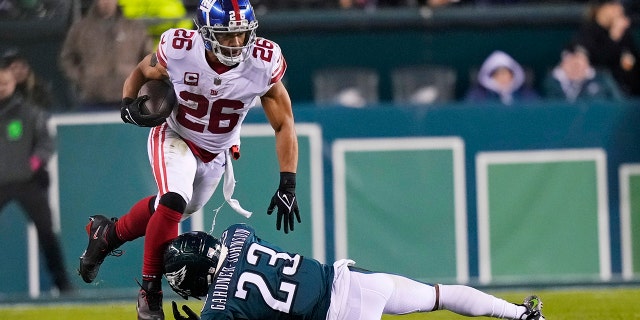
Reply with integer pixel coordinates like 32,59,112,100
262,81,297,173
261,81,301,233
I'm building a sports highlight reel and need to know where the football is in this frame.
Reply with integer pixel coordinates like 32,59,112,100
137,80,177,118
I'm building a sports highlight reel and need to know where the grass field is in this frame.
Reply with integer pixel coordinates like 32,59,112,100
1,287,640,319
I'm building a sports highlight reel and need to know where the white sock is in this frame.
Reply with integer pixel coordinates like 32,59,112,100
438,284,528,319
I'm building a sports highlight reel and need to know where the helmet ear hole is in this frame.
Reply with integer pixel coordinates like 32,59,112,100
164,231,221,299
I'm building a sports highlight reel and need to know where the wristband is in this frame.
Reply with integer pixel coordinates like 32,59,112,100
279,172,296,191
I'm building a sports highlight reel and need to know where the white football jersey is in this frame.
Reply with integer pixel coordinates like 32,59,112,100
156,28,287,154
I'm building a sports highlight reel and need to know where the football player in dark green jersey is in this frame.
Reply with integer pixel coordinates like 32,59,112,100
165,224,545,320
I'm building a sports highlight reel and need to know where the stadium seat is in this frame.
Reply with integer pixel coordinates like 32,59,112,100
313,67,379,108
391,65,457,105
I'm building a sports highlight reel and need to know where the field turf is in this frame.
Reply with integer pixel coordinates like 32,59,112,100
1,287,639,319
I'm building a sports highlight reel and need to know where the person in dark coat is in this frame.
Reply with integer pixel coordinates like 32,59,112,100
0,61,74,294
573,0,640,97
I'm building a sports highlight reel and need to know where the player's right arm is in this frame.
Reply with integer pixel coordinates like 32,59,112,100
120,29,176,127
122,52,169,100
120,51,170,127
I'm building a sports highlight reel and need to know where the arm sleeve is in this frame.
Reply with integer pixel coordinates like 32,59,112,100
31,109,55,163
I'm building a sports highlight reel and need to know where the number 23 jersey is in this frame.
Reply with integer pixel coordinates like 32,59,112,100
156,29,287,154
201,224,334,320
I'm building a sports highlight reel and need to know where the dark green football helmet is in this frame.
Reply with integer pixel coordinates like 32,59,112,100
163,231,222,299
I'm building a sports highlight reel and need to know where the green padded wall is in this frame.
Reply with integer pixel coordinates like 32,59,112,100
0,203,30,295
332,137,468,283
620,164,640,279
477,149,610,284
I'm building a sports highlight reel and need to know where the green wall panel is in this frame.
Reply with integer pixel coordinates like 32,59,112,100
57,122,152,291
489,162,599,277
477,150,609,283
620,164,640,279
631,174,640,274
333,137,467,283
0,203,29,295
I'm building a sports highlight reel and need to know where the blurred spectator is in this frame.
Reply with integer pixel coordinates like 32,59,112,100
0,0,68,19
542,43,623,103
58,0,153,110
623,0,640,19
251,0,334,11
0,0,22,18
573,0,640,97
339,0,410,9
472,0,525,4
465,50,540,105
118,0,193,45
0,61,74,295
2,48,57,110
422,0,465,8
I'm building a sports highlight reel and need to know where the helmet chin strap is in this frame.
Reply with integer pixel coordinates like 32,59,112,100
213,44,247,66
215,52,239,66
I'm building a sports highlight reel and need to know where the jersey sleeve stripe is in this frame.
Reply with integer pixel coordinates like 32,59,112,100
157,35,168,68
270,56,287,84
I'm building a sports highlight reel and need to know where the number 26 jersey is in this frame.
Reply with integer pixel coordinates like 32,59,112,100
156,29,287,154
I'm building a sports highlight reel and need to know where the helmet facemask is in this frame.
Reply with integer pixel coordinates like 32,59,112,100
195,0,259,66
198,23,257,66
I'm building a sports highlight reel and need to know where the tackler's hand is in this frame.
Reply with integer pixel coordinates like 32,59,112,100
267,172,301,234
120,96,165,127
172,301,200,320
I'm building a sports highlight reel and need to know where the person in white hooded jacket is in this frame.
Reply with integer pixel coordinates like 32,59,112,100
465,50,540,106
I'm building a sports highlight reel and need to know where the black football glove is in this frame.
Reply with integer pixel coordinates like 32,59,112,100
267,172,301,233
172,301,200,320
120,96,166,127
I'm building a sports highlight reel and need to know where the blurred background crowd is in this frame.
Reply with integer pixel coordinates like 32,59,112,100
0,0,639,110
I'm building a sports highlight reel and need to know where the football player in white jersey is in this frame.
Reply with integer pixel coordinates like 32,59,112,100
77,0,300,319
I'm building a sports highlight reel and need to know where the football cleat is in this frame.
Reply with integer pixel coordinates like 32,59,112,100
520,295,545,320
137,281,164,320
78,215,123,283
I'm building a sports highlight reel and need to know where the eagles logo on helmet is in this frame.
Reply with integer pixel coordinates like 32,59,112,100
163,231,222,299
194,0,259,66
164,265,188,295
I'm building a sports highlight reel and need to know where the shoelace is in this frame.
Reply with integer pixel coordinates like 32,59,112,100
142,289,163,310
98,217,124,257
136,279,163,311
108,249,124,257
